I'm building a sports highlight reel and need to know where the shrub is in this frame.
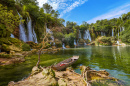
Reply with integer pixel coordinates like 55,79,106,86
22,43,31,51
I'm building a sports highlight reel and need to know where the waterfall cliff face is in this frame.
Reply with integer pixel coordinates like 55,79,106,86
18,12,38,43
83,30,91,42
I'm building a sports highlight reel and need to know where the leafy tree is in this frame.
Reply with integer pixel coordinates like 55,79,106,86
43,3,53,14
0,4,20,37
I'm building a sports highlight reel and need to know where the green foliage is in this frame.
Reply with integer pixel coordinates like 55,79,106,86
0,4,20,37
97,37,112,46
64,33,75,47
22,43,31,51
120,26,130,44
53,32,64,41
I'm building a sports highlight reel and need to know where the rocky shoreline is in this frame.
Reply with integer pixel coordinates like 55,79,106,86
8,66,125,86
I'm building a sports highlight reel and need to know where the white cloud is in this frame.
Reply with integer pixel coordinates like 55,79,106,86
87,4,130,24
37,0,69,10
37,0,88,17
59,0,88,17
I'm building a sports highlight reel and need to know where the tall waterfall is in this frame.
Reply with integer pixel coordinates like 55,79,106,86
79,30,81,39
62,43,66,49
112,29,114,37
83,30,91,42
18,12,38,43
18,12,27,42
27,17,38,43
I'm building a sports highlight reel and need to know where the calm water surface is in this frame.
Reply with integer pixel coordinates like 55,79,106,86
0,46,130,86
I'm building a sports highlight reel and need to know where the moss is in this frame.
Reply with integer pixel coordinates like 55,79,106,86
2,44,10,52
0,38,12,45
22,43,31,51
0,53,12,58
96,37,112,46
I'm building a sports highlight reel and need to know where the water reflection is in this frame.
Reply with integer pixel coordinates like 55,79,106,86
0,46,130,85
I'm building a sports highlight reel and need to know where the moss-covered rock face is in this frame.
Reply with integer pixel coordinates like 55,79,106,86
96,37,112,46
79,39,85,45
22,43,30,51
0,37,30,53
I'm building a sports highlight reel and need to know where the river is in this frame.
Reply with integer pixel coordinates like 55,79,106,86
0,46,130,86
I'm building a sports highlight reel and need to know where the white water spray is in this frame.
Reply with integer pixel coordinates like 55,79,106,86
18,12,27,42
83,30,91,42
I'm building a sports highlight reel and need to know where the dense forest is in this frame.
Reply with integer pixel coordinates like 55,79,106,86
0,0,130,48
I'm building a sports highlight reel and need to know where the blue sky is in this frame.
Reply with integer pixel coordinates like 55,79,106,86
37,0,130,25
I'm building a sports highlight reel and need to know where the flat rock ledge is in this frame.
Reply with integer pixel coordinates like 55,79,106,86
8,66,125,86
8,67,88,86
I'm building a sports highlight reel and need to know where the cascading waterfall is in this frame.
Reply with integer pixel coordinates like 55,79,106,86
112,29,114,37
74,39,77,46
122,27,125,31
18,12,27,42
46,24,55,44
79,30,81,39
83,30,91,42
62,43,66,49
18,12,38,43
27,17,38,43
117,29,120,45
10,34,15,38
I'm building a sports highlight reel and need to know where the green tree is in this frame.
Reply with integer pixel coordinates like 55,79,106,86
0,4,20,37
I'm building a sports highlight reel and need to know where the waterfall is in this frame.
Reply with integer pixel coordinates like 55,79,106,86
123,27,125,31
46,25,55,43
62,43,66,49
101,32,105,36
117,28,120,45
18,12,38,43
120,27,122,32
10,34,15,38
18,12,27,42
83,30,91,42
27,17,38,43
112,29,114,37
84,42,87,45
27,17,33,41
79,30,81,39
32,26,38,43
74,39,77,46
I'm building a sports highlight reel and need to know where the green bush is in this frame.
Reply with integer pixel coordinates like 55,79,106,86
97,37,112,46
22,43,31,51
55,43,62,48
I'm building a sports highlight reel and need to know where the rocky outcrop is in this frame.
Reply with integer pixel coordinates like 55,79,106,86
8,65,125,86
8,67,87,86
